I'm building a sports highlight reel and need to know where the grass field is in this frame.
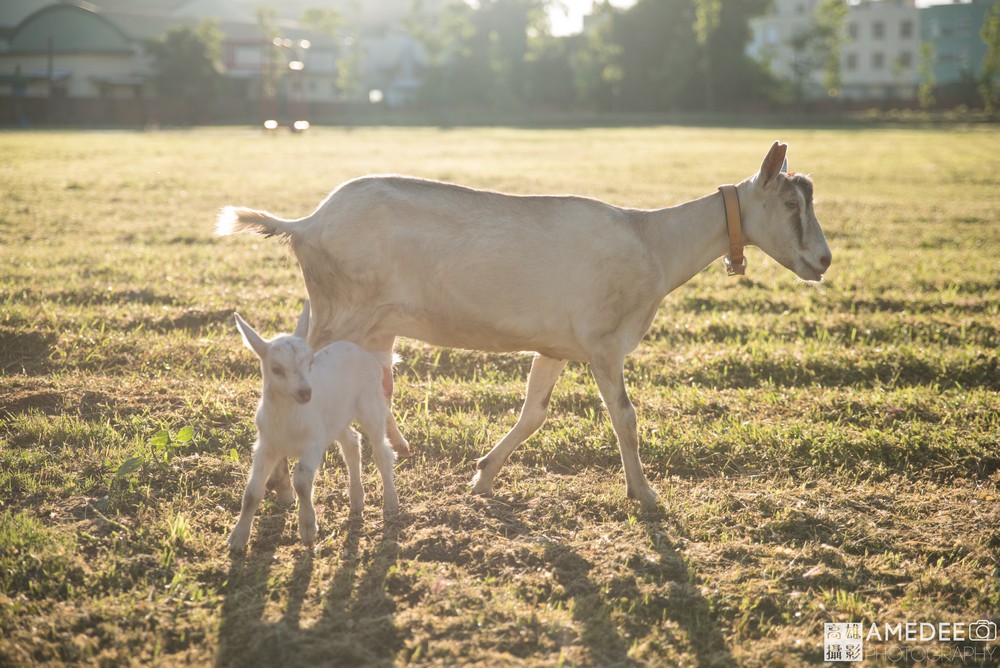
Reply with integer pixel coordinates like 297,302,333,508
1,124,998,667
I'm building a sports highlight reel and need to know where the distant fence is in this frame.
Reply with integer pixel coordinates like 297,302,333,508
0,93,989,127
0,95,365,127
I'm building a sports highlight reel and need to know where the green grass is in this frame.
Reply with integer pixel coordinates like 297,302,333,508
1,125,998,666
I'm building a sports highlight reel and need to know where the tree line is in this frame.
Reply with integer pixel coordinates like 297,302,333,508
403,0,777,114
144,0,1000,119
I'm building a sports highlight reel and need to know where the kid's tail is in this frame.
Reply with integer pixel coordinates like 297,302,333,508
215,206,298,240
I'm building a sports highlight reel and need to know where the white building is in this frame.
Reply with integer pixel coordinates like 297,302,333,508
749,0,921,102
841,0,920,101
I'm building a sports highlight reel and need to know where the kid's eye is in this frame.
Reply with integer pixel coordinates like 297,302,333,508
785,201,799,210
272,366,286,377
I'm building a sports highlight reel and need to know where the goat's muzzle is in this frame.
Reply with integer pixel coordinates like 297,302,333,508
295,388,312,404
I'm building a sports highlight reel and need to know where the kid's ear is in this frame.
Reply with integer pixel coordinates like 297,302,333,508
293,300,310,340
234,312,268,359
758,141,788,187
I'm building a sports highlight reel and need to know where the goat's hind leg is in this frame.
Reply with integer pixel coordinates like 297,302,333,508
265,457,295,505
471,354,567,496
382,356,411,458
336,428,365,514
359,403,399,517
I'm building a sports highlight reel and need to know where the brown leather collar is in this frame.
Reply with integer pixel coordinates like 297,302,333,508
718,184,746,276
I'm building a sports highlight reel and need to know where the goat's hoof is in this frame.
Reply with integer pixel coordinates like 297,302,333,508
299,523,318,545
227,528,250,552
469,472,494,497
383,488,400,516
392,440,411,458
628,485,660,512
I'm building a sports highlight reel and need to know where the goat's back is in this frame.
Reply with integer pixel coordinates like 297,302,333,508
291,176,663,358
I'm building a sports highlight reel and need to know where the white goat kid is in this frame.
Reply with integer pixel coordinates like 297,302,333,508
227,302,399,551
217,142,831,512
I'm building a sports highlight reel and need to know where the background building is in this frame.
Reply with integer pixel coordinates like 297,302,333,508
0,0,429,125
921,0,994,90
749,0,994,104
840,0,920,101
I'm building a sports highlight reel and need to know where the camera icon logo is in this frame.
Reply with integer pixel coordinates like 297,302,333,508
969,620,997,641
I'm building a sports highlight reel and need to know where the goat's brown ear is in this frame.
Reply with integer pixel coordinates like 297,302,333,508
758,141,788,187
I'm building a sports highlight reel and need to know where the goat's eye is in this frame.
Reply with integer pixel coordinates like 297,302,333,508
785,201,799,210
272,366,286,377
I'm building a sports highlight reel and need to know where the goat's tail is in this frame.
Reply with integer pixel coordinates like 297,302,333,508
215,206,298,240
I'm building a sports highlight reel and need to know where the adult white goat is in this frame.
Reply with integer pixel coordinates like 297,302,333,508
228,302,398,551
217,141,831,511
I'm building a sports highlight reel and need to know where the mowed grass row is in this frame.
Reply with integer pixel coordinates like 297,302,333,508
1,126,998,666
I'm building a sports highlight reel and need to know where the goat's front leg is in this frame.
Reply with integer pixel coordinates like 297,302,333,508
471,354,567,495
265,457,295,505
228,446,280,551
293,448,324,545
591,356,659,512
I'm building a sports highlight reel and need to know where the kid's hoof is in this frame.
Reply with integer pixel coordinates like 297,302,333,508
227,528,250,552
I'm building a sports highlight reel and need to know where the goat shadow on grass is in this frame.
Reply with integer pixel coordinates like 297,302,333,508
216,510,288,668
638,512,735,667
266,513,403,666
483,497,735,666
479,496,644,664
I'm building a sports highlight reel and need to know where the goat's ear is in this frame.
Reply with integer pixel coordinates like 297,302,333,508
234,312,268,359
758,141,788,187
293,300,310,340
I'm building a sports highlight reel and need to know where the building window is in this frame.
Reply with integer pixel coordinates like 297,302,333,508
845,52,857,71
898,51,912,69
849,22,859,41
872,52,885,70
873,21,884,39
901,20,913,39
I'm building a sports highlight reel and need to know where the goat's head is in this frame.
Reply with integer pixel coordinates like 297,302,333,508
741,142,832,282
234,302,314,404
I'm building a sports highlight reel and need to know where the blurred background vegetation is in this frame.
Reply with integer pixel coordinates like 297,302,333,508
1,0,998,126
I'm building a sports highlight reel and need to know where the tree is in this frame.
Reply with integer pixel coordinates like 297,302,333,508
144,21,224,124
568,1,623,111
918,41,936,110
814,0,848,97
693,0,721,111
302,5,361,100
608,0,771,112
405,0,476,115
979,0,1000,115
789,0,846,104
